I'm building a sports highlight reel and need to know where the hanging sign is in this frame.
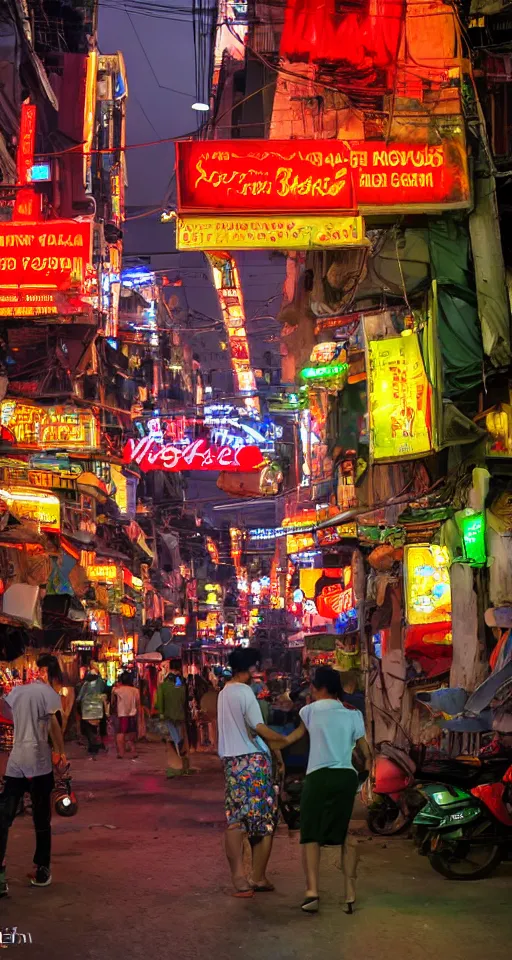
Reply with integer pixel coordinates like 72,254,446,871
367,333,434,461
86,564,119,582
123,437,264,473
175,139,470,214
0,400,100,451
0,220,93,316
317,523,358,545
176,214,366,250
0,487,60,532
404,545,451,625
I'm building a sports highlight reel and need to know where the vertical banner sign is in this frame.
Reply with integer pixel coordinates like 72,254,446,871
367,333,434,461
15,103,39,221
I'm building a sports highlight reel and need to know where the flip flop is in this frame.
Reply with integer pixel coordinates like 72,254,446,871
301,896,319,913
232,888,254,898
252,882,275,892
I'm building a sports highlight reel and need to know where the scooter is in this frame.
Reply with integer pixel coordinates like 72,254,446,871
368,744,511,836
413,764,512,880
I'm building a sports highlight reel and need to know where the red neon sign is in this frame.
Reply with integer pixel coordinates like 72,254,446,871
15,103,39,221
123,437,265,473
176,139,469,214
0,220,92,315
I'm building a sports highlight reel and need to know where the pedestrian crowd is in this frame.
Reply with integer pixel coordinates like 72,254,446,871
0,647,369,913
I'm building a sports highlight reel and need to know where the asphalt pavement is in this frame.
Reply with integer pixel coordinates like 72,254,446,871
1,744,510,959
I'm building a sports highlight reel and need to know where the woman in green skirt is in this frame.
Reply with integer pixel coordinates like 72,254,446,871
283,666,371,913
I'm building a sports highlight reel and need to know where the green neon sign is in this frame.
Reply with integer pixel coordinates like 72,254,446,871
300,362,349,381
456,511,486,566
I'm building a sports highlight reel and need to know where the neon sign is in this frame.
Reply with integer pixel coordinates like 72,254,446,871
0,220,93,316
123,437,264,473
177,215,366,250
0,400,100,450
208,253,259,414
300,361,348,381
86,564,119,582
175,139,470,214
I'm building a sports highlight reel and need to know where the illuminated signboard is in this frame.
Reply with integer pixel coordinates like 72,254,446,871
123,437,264,473
367,333,435,461
0,220,93,316
0,400,100,451
175,139,470,214
301,361,348,381
177,215,366,250
404,545,451,625
317,523,358,545
208,253,259,414
0,487,60,532
86,564,119,582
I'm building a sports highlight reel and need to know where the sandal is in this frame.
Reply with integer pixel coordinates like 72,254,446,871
232,880,254,898
252,882,275,893
301,896,319,913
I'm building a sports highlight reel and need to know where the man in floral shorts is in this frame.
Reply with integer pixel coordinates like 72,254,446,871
217,648,287,897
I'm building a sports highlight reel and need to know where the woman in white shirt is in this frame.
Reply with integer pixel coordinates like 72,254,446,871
283,666,371,914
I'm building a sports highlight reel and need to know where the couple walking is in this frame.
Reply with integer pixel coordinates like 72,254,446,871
218,648,371,912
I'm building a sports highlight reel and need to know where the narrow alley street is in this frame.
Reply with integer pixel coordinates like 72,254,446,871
1,745,510,960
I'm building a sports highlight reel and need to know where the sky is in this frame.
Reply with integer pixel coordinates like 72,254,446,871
98,1,284,523
99,0,203,209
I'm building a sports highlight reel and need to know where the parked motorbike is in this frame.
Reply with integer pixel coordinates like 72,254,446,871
413,764,512,880
368,744,511,836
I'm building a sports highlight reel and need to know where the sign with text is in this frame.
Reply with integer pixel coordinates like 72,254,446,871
176,138,469,214
123,437,265,473
0,400,100,451
177,214,366,249
0,487,60,532
0,220,92,316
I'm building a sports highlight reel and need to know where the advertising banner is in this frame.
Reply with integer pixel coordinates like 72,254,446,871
0,400,100,451
176,215,366,250
367,332,434,461
176,138,470,214
0,220,93,316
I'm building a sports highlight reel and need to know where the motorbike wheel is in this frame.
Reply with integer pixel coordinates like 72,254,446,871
368,800,410,836
428,828,502,881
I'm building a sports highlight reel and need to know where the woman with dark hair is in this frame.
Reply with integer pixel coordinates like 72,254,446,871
283,666,371,914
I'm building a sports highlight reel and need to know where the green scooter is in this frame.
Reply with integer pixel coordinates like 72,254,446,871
413,773,512,880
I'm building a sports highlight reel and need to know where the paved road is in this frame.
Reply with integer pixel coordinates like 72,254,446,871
1,745,510,959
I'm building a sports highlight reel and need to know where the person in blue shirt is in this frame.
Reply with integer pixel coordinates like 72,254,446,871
283,666,371,914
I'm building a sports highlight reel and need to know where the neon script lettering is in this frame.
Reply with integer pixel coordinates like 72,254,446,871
123,437,264,473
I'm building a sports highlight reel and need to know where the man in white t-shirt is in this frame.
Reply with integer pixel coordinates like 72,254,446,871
0,654,66,897
217,648,287,897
